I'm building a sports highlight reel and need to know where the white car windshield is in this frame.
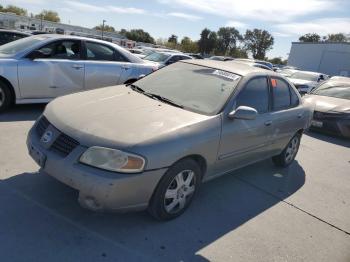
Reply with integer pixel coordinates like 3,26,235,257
143,52,170,62
0,35,48,55
133,62,241,115
291,72,319,82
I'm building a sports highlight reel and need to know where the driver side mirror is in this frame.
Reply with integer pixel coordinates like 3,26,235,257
228,106,258,120
27,50,46,60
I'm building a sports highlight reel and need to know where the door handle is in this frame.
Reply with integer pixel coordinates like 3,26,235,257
72,64,84,69
297,113,303,119
122,66,131,70
264,120,272,126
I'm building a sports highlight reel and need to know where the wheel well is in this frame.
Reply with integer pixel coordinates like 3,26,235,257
0,76,16,104
175,155,207,178
124,79,137,85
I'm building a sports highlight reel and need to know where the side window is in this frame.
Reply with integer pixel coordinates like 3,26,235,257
271,78,291,110
180,56,191,61
235,77,269,114
290,86,300,107
37,40,81,60
167,56,178,64
86,42,115,61
12,33,27,41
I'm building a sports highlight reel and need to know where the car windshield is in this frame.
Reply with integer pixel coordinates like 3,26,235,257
133,62,241,115
290,72,319,81
143,52,170,62
0,35,47,55
312,82,350,100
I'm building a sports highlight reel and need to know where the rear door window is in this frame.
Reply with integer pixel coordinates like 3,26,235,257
86,42,115,61
36,40,82,59
271,78,291,110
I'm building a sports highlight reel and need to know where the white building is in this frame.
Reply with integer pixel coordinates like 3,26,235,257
0,12,137,48
287,42,350,77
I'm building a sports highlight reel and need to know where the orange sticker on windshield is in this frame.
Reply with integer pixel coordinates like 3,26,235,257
271,79,277,87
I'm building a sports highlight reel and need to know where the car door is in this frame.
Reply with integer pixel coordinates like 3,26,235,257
268,77,306,155
214,76,274,174
17,39,85,99
83,41,128,90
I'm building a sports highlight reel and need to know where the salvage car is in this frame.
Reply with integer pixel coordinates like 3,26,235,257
0,34,158,111
304,77,350,138
287,70,329,94
27,60,312,220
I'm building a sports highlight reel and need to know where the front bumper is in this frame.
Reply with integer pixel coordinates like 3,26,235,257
26,119,167,212
310,112,350,138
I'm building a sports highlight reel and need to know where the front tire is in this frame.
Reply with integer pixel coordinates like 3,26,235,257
272,133,301,167
148,159,201,221
0,80,13,112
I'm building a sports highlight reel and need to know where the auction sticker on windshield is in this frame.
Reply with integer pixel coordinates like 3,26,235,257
212,70,240,81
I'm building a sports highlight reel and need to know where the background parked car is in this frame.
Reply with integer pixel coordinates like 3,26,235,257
208,56,234,61
287,70,329,95
186,53,204,59
0,34,158,112
234,58,273,70
230,60,272,71
304,77,350,138
143,51,193,68
0,29,31,46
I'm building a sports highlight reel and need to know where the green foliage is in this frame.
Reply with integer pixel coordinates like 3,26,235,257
180,37,199,53
120,29,155,44
326,33,348,42
35,10,60,22
216,27,242,55
268,57,286,65
299,33,321,42
168,34,178,44
198,28,218,54
0,5,28,16
93,24,115,32
244,29,274,59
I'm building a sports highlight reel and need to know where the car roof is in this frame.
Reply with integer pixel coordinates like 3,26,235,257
292,70,324,76
182,60,269,76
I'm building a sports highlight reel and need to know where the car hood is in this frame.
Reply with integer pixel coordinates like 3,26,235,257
288,78,316,86
44,85,210,149
303,95,350,113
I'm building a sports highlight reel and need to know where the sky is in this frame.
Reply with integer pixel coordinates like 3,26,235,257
3,0,350,58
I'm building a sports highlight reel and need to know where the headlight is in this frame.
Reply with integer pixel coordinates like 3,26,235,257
80,146,145,173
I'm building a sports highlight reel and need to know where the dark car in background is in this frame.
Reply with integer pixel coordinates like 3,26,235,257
0,29,31,46
304,77,350,138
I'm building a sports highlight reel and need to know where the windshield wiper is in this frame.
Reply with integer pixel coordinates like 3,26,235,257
129,84,145,93
144,93,184,108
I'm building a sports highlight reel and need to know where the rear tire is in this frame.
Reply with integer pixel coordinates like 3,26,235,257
0,80,13,112
148,159,201,221
272,133,301,167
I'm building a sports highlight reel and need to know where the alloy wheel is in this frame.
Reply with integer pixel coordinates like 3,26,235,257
164,170,196,214
285,136,299,163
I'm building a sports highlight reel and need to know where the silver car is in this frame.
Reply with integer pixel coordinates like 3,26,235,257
27,60,312,220
143,51,193,68
0,34,158,111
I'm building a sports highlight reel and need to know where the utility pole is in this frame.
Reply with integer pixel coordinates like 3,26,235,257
40,14,43,31
102,19,106,40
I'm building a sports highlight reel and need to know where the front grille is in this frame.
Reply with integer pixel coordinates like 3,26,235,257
51,133,80,156
36,116,50,137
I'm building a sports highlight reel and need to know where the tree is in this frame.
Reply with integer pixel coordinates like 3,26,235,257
180,37,199,53
268,57,285,65
299,33,321,42
122,29,155,44
216,27,242,55
198,28,217,54
35,10,60,22
229,47,248,58
244,29,274,59
0,5,27,16
168,34,178,44
93,24,115,32
326,33,348,42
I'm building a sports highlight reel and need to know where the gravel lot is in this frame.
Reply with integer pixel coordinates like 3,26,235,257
0,104,349,262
